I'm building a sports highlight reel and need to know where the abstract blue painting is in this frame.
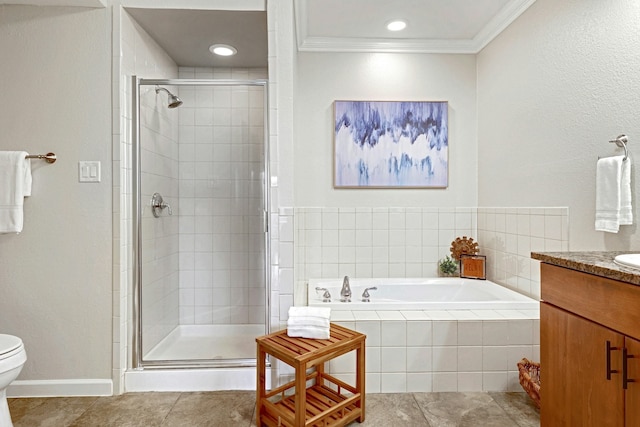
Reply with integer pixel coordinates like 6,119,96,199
334,100,448,188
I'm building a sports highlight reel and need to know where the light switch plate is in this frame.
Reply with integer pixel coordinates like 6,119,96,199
79,161,101,183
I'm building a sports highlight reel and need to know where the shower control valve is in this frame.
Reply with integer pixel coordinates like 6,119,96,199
151,192,173,218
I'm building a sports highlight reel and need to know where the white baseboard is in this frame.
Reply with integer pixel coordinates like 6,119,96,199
125,368,270,392
7,379,113,397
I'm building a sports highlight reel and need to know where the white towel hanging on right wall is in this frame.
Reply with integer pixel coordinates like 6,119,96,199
595,155,632,233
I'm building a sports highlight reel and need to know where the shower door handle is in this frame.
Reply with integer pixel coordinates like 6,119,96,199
151,193,172,218
263,210,269,233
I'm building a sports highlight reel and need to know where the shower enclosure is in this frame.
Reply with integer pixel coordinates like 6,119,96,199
132,77,269,368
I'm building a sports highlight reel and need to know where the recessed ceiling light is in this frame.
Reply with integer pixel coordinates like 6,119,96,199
209,44,237,56
386,20,407,32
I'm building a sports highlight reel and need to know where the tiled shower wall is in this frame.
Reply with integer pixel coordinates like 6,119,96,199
176,67,267,326
138,85,181,354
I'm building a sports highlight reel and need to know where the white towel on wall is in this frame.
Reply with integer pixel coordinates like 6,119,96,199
595,155,633,233
0,151,31,234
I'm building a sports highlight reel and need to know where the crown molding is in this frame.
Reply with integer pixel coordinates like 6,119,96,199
298,37,478,54
472,0,537,52
295,0,536,55
121,0,265,10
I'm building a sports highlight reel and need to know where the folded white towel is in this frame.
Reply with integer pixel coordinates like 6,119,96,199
287,316,330,328
288,306,331,320
287,325,330,340
0,151,31,234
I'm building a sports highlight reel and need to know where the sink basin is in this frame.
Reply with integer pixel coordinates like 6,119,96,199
614,254,640,270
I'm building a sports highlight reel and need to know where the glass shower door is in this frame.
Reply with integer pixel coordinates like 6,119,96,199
133,77,268,367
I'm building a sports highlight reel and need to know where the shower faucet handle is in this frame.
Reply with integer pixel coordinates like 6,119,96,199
151,192,172,217
162,202,172,215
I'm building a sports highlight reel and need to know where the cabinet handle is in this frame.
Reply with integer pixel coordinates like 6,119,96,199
623,347,636,389
607,340,619,380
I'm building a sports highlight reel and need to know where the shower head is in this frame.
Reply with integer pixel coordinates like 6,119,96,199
155,86,183,109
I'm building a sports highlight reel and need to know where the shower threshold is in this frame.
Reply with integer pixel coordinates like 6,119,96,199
126,324,270,392
144,324,265,362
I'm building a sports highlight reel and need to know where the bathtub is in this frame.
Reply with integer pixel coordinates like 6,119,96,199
307,277,539,311
305,277,539,393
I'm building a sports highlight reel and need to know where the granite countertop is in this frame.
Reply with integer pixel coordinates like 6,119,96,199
531,251,640,286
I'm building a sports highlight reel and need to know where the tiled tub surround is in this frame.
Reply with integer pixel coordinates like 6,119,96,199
275,309,539,393
291,207,568,308
303,278,539,393
294,207,476,287
278,206,563,393
478,207,569,300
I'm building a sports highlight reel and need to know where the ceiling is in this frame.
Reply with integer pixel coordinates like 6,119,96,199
1,0,537,67
297,0,537,54
125,8,268,68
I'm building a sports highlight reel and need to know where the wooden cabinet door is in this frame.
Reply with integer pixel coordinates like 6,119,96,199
626,336,640,426
541,303,624,426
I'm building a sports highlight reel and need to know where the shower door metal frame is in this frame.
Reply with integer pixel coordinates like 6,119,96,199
132,76,271,369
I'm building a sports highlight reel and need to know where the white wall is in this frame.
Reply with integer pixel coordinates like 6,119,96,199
0,5,112,386
477,0,640,250
294,52,477,208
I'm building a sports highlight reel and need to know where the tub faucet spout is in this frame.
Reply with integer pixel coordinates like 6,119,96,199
340,275,351,302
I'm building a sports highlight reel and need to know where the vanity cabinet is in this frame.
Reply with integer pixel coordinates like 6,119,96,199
541,263,640,426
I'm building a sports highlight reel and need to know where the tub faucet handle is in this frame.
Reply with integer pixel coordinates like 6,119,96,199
362,287,378,302
315,287,331,303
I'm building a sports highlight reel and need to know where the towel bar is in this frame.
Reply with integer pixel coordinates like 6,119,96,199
608,135,628,161
25,153,56,163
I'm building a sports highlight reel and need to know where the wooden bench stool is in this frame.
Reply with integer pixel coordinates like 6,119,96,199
256,323,366,427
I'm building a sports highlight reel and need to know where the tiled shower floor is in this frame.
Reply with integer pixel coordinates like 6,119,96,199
9,391,539,426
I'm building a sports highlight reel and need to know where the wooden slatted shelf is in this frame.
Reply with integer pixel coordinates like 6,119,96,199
256,323,366,427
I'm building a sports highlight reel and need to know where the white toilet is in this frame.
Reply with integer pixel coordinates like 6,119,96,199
0,335,26,427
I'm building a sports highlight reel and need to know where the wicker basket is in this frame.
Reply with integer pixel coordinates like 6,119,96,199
517,358,540,408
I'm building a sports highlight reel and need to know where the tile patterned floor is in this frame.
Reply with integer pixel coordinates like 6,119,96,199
8,391,539,426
